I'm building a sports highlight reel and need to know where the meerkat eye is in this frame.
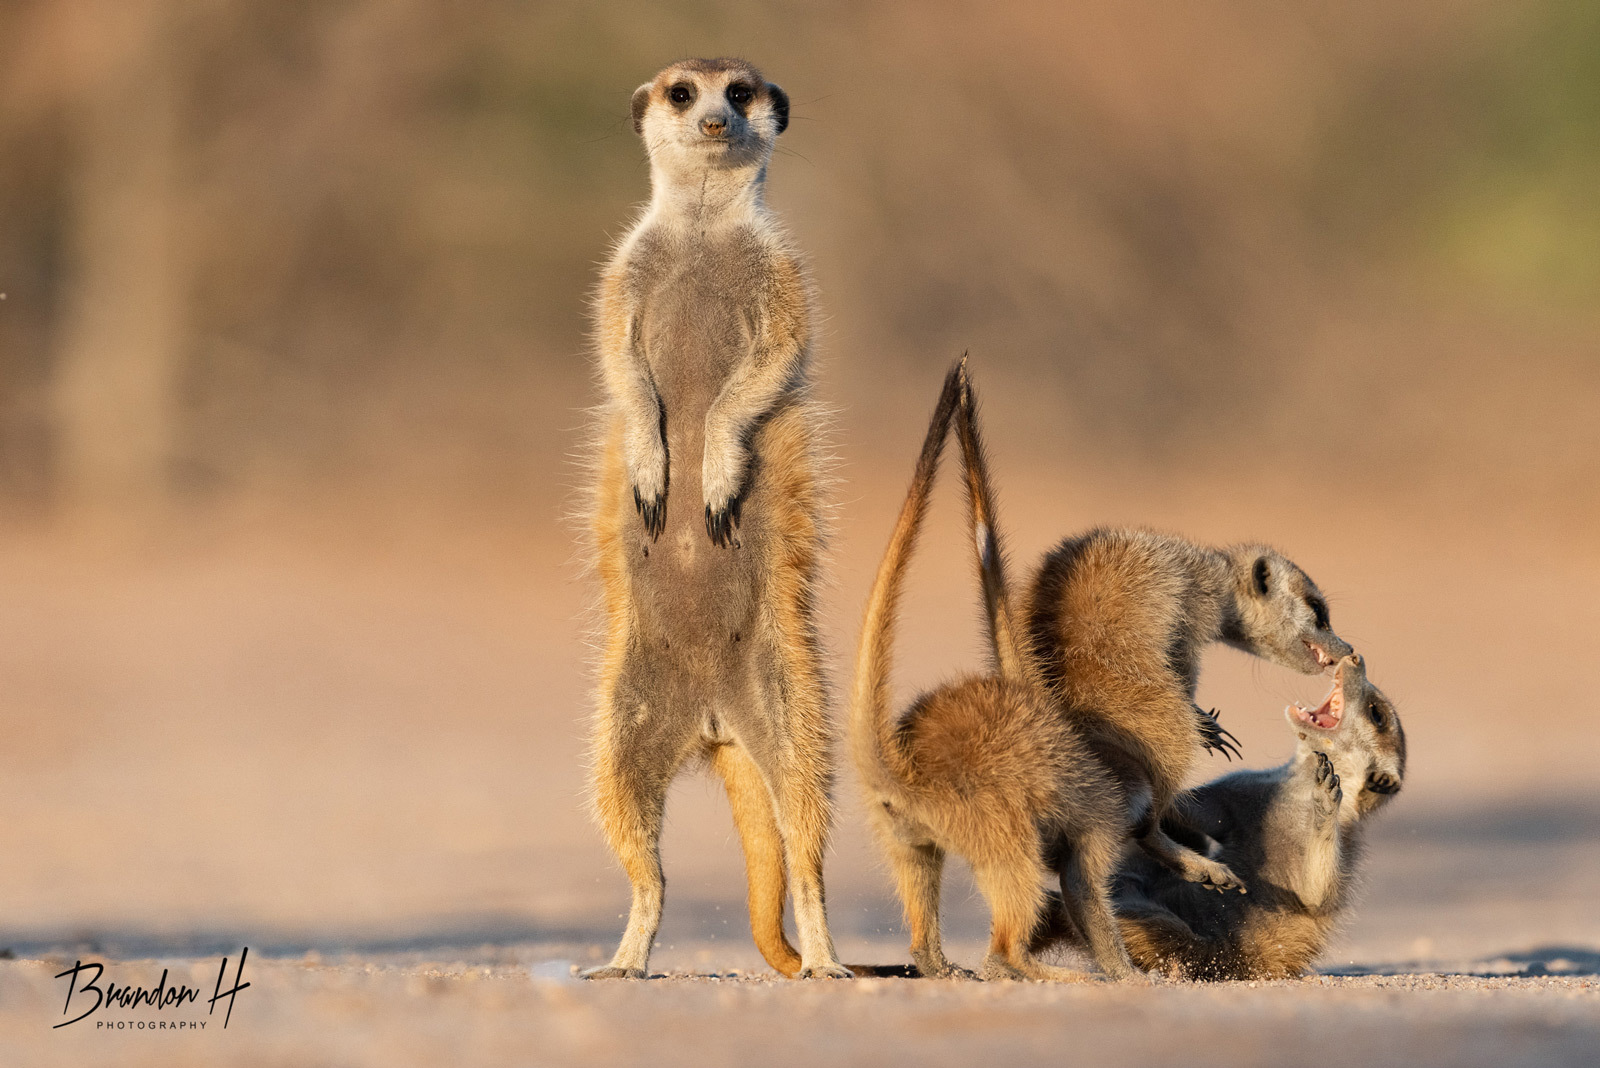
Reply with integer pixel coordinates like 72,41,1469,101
726,83,753,107
668,83,695,107
1366,699,1385,729
1307,596,1330,631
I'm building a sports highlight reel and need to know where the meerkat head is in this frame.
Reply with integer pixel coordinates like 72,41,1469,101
1286,653,1406,821
631,58,789,180
1221,545,1353,675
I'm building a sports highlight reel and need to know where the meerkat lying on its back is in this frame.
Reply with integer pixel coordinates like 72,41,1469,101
584,58,850,980
1033,652,1406,979
1025,529,1353,893
852,362,1135,982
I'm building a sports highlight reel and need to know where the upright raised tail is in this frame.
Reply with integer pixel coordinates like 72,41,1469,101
850,359,966,792
951,367,1035,688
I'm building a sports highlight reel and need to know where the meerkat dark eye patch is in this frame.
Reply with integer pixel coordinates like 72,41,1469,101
1252,557,1270,596
668,83,695,107
726,82,753,108
1307,595,1330,631
1366,699,1385,729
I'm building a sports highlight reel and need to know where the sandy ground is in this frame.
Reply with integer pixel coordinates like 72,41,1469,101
0,475,1597,1064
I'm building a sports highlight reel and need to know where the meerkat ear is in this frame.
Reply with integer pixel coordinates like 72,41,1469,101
630,82,653,136
766,82,789,134
1252,557,1271,597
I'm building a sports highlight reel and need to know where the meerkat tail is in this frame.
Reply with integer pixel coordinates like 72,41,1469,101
951,365,1032,687
849,361,964,789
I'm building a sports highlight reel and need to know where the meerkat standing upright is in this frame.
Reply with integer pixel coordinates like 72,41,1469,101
583,58,849,980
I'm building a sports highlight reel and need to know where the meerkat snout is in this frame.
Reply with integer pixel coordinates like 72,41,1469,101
701,116,727,137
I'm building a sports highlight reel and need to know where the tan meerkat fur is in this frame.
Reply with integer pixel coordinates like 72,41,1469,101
584,58,850,980
1023,525,1354,893
1033,653,1406,979
851,361,1135,982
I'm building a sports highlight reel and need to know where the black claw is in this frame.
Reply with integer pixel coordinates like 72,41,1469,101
1365,772,1401,795
634,488,665,540
1195,707,1243,762
705,499,743,548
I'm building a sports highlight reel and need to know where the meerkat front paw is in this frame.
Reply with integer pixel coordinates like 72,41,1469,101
704,496,743,549
1314,751,1343,813
796,961,853,979
1365,770,1401,796
1194,706,1242,761
702,441,747,548
628,433,669,540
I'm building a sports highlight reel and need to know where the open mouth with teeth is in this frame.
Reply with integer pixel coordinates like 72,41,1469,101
1290,663,1346,731
1304,640,1336,669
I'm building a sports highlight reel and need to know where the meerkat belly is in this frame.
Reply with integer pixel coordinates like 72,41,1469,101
626,283,773,655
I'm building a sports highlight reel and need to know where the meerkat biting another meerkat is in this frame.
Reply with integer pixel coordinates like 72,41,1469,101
1024,526,1353,894
852,362,1136,982
583,58,850,980
1032,652,1406,979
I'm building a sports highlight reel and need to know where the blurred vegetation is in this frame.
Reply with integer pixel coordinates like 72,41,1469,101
1315,0,1600,311
0,0,1594,515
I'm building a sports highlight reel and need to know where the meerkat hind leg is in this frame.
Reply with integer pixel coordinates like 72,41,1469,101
582,761,671,979
1138,823,1246,894
1054,830,1139,980
582,677,699,980
883,837,972,978
973,842,1091,982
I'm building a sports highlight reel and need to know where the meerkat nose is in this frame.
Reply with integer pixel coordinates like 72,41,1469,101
701,117,727,135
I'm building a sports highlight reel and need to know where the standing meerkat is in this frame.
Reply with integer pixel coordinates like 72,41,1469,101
1032,652,1406,978
583,57,850,980
852,361,1136,981
1023,526,1354,893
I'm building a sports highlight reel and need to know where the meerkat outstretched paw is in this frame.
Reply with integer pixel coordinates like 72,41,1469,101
1194,706,1242,762
1314,751,1343,815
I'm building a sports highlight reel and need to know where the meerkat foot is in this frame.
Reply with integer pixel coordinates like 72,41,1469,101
796,961,853,979
1191,856,1248,895
912,950,977,980
704,496,743,549
579,964,648,980
981,953,1091,983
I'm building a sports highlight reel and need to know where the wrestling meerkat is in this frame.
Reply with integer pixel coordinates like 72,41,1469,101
1024,527,1353,893
583,58,849,980
852,362,1136,982
1033,653,1406,979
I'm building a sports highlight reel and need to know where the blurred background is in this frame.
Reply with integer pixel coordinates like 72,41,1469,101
0,0,1596,968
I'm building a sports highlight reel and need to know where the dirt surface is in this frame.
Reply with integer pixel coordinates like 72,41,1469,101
3,947,1598,1067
